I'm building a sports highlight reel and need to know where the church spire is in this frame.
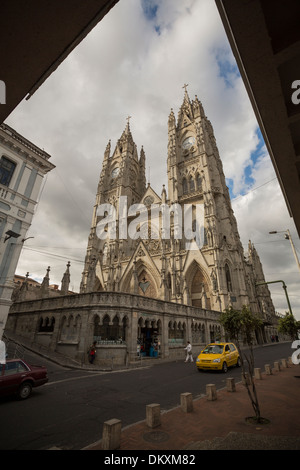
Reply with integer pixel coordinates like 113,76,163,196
119,115,134,144
126,115,131,131
61,261,71,295
41,266,50,297
177,83,193,128
182,83,190,103
104,139,111,160
168,108,176,130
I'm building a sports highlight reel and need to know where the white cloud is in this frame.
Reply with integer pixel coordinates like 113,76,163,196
6,0,300,318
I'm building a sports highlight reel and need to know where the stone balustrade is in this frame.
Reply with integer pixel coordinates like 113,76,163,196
10,290,221,321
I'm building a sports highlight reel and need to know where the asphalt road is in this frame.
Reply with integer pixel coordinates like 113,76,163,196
0,342,293,450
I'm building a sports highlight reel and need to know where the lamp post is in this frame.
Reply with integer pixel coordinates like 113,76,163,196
269,229,300,274
256,280,293,316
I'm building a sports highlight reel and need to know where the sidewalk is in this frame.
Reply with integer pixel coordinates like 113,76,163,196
84,362,300,450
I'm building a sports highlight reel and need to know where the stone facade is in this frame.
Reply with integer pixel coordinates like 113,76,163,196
7,291,224,366
80,89,277,333
5,89,280,366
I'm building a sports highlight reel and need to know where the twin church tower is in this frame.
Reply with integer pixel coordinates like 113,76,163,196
80,86,275,325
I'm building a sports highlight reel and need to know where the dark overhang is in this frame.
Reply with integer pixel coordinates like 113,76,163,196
216,0,300,236
0,0,119,124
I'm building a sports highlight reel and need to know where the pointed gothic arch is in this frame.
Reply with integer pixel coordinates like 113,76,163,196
185,261,211,309
121,257,160,298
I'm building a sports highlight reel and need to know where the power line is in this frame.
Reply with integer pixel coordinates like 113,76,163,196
22,247,84,264
232,177,278,202
25,245,86,250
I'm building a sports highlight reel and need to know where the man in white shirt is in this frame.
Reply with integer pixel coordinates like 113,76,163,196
184,341,193,362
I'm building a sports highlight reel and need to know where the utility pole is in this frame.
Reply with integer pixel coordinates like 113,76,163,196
269,229,300,274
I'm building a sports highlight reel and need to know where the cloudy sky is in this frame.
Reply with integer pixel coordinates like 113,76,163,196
6,0,300,319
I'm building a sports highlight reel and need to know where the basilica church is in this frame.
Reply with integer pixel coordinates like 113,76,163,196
6,88,279,367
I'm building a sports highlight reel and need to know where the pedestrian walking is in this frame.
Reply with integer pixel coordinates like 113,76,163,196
88,341,97,364
184,341,193,362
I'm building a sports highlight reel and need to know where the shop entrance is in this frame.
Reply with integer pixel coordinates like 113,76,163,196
137,322,160,357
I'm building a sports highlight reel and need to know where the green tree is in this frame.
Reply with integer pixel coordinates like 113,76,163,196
277,313,300,340
220,305,264,423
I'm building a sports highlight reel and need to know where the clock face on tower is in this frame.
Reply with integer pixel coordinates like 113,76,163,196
111,167,120,178
182,136,195,150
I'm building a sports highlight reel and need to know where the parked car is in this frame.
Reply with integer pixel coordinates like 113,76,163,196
196,342,241,373
0,358,48,399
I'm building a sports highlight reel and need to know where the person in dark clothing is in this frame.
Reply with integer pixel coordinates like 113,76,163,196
88,341,97,364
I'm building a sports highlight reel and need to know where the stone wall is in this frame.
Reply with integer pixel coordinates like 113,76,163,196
6,291,223,367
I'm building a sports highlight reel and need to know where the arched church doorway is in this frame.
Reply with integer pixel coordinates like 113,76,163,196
191,268,211,309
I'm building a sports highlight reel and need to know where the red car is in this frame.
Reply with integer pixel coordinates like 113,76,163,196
0,358,48,399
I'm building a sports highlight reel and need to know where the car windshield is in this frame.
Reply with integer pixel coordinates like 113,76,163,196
202,345,224,354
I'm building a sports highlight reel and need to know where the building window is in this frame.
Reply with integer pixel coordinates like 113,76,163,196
168,321,185,345
94,314,125,344
0,156,16,186
225,264,232,292
189,176,195,192
38,316,55,333
196,173,202,190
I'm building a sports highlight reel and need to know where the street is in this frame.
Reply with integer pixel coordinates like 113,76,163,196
0,342,292,450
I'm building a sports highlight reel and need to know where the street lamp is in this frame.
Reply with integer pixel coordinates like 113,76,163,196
4,230,21,243
269,229,300,274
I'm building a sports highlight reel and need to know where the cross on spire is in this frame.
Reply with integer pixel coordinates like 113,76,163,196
182,83,189,92
126,115,132,126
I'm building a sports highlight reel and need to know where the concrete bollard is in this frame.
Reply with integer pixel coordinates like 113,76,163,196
206,384,217,401
146,403,161,428
226,377,236,392
242,372,251,385
102,418,122,450
254,368,262,380
274,361,281,371
265,364,272,375
180,392,193,412
281,358,288,368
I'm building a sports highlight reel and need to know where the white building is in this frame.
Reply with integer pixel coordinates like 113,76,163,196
0,123,55,338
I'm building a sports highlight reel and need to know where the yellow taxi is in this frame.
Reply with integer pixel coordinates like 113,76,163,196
196,342,241,373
